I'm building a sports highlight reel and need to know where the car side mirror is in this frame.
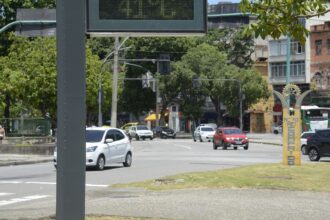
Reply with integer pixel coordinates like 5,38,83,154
105,138,114,143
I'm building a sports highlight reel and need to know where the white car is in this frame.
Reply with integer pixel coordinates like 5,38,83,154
193,126,215,142
300,131,314,155
128,125,154,141
54,127,132,170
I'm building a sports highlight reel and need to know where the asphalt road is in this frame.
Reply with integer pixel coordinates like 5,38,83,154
0,139,321,219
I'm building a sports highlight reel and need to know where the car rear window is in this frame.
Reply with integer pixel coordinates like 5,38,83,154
137,126,149,130
201,127,214,131
223,129,242,134
86,130,105,142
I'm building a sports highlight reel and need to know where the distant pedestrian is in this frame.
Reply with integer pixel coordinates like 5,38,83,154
0,125,5,142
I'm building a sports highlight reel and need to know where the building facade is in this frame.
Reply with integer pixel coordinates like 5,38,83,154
268,13,330,126
309,22,330,107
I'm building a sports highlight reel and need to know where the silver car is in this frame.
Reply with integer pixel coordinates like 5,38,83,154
54,127,133,170
193,126,215,142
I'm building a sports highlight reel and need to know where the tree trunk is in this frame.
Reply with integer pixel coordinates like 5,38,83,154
4,94,10,118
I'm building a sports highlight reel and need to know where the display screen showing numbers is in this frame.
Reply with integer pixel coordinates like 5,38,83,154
87,0,206,35
99,0,194,20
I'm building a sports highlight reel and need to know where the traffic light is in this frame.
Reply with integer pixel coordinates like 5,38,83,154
158,54,171,74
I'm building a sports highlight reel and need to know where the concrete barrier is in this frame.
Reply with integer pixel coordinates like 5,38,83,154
0,143,55,155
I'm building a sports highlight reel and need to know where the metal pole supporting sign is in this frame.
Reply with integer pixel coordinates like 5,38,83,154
56,0,86,219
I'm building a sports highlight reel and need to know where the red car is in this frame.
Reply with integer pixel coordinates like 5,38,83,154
213,127,249,150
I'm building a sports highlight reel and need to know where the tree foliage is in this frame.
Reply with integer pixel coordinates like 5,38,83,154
240,0,330,43
119,37,197,120
198,28,255,68
0,37,105,125
168,44,270,125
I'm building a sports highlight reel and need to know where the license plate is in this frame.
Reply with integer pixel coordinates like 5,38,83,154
235,141,242,145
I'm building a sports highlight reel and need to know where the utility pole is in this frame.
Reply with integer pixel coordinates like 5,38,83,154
111,37,120,127
156,62,160,127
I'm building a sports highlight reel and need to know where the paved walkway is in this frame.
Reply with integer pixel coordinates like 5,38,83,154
85,187,330,220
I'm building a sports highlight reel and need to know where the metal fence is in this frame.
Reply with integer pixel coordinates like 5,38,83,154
0,118,52,137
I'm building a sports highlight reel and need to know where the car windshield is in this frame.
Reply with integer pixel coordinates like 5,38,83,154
224,129,242,134
137,126,149,130
86,130,105,142
201,127,214,132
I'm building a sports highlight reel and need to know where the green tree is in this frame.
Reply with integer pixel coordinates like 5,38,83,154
199,28,255,68
119,37,197,122
240,0,330,43
0,36,105,126
169,44,270,125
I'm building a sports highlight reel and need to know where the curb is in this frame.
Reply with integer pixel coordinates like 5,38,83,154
0,158,53,167
249,140,282,146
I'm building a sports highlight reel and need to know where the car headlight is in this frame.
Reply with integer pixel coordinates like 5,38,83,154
225,137,233,141
244,137,248,140
86,146,98,152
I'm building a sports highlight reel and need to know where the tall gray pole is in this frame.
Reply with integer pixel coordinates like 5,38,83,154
98,65,103,127
56,0,86,219
156,78,160,127
111,37,120,127
239,82,243,130
155,63,160,127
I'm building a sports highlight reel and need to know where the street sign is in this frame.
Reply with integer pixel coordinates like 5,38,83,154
15,9,56,37
87,0,207,36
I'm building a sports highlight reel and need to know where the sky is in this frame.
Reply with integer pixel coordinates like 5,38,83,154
208,0,241,4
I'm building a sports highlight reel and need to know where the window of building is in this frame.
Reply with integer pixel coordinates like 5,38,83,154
271,61,305,78
280,42,287,55
315,40,322,55
291,41,305,54
269,40,288,56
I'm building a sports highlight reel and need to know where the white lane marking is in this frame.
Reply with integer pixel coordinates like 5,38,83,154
25,181,55,185
0,193,14,196
0,181,21,184
173,144,192,150
86,184,108,188
0,181,107,188
0,195,49,207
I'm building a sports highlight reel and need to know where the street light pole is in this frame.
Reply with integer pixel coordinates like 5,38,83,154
111,37,120,127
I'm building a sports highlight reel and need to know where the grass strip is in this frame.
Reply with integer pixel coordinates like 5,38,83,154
112,163,330,192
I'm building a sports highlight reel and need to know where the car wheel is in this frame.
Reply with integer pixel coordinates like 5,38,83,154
213,140,217,150
274,130,279,134
308,148,320,161
96,155,105,171
135,135,139,141
142,137,145,141
150,137,153,140
234,147,238,150
244,146,248,150
123,152,132,167
301,145,306,155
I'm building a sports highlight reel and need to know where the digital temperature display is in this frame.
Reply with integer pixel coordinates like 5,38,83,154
99,0,194,20
87,0,207,35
